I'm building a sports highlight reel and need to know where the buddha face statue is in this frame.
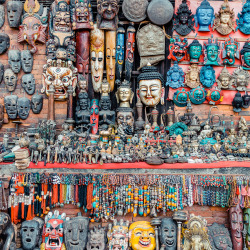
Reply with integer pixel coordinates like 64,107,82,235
244,208,250,249
129,221,156,250
4,68,17,92
221,76,230,88
220,13,230,24
100,96,111,110
189,45,202,62
116,84,133,108
117,109,134,128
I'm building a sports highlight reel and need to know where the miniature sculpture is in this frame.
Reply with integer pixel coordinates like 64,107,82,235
232,91,243,113
213,0,235,35
90,24,104,93
183,214,212,250
129,221,156,250
244,208,250,250
90,99,99,135
0,212,16,250
240,41,250,70
216,66,233,89
173,89,189,107
21,74,36,95
18,0,48,54
136,23,165,68
97,0,119,30
200,65,216,88
188,39,202,63
17,97,31,120
21,50,34,73
222,37,240,66
100,78,111,97
107,219,129,250
78,74,88,93
64,213,89,250
231,66,250,91
116,80,134,108
0,33,10,54
86,226,106,250
189,86,207,105
236,0,250,34
173,0,194,36
168,36,188,62
31,92,43,114
138,65,164,107
203,36,220,66
116,107,134,134
8,50,21,74
166,62,184,89
229,203,243,250
206,87,223,105
194,0,215,32
4,95,18,119
7,0,23,28
185,64,200,88
4,68,17,92
122,0,148,22
242,91,250,109
0,5,5,29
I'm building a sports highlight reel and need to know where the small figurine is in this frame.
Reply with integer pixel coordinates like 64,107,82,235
232,91,243,113
200,65,216,88
173,0,194,36
236,0,250,35
166,62,185,89
185,64,200,88
206,87,223,105
90,99,99,135
231,66,250,91
168,36,188,62
173,88,189,107
187,38,202,63
240,41,250,70
216,66,233,89
222,37,240,66
116,80,134,108
189,86,207,105
203,36,220,66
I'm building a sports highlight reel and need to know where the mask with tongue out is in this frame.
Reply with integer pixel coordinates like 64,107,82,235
168,36,188,62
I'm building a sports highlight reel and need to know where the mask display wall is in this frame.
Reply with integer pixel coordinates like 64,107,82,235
21,74,36,95
0,33,10,54
7,0,23,28
168,36,188,62
185,64,200,89
4,68,17,92
231,66,250,91
173,0,195,36
86,226,106,250
236,0,250,34
200,65,216,88
0,5,5,29
8,49,21,74
194,0,215,32
31,92,43,114
188,39,202,63
166,62,184,89
21,50,34,73
90,23,104,93
203,36,220,66
17,97,31,120
216,66,233,90
97,0,119,30
136,23,165,68
222,37,240,66
4,95,18,119
240,41,250,70
244,208,250,250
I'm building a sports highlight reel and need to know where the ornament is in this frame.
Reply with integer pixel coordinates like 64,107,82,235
206,87,223,105
200,65,216,88
122,0,148,22
173,88,189,107
189,86,207,105
166,62,184,89
168,36,188,62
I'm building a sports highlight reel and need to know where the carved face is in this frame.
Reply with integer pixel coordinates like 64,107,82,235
118,87,132,103
4,95,18,119
0,62,4,83
210,90,220,101
86,228,106,250
99,0,119,21
160,218,177,250
126,30,135,64
243,12,250,24
8,50,21,74
7,0,23,28
67,43,76,62
54,10,71,32
189,46,202,61
244,209,250,249
17,97,30,120
116,29,125,65
180,13,189,24
79,97,90,111
221,76,230,88
100,96,111,110
0,33,10,54
46,41,57,60
21,50,33,73
225,45,237,59
90,99,99,134
108,225,129,250
139,79,162,107
117,110,134,127
22,74,36,95
21,220,40,250
170,41,188,62
0,213,10,234
207,45,218,62
129,221,156,250
237,74,247,86
31,94,43,114
243,52,250,67
220,13,230,24
197,8,214,26
4,68,17,92
190,71,199,81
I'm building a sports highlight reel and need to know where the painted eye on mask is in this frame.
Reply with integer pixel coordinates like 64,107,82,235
62,76,69,83
47,75,53,81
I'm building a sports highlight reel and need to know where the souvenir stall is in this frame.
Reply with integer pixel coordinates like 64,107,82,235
0,0,249,249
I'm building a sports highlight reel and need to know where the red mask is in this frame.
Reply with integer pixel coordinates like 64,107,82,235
125,29,135,64
90,99,99,134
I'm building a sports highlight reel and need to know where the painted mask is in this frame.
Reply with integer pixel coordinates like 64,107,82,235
90,99,99,134
222,37,240,66
105,30,116,91
116,107,134,129
67,41,76,62
188,39,202,63
107,220,129,250
22,74,36,95
90,23,104,93
138,65,164,107
4,68,17,92
159,218,177,250
173,88,188,107
185,64,200,89
231,66,250,91
203,36,220,66
97,0,119,30
86,226,106,250
7,0,23,28
206,87,223,105
213,0,235,35
168,36,188,62
216,66,233,89
42,60,77,101
236,0,250,35
189,86,207,105
41,211,66,250
240,41,250,70
125,23,135,82
46,39,57,60
0,62,4,83
21,50,34,73
229,203,243,250
31,92,43,114
17,97,30,120
194,0,215,32
244,208,250,249
0,5,5,29
116,80,134,108
0,33,10,54
4,95,18,119
166,62,184,89
64,214,89,250
136,23,165,68
8,50,21,74
115,25,125,85
200,65,215,88
173,0,195,36
129,221,156,250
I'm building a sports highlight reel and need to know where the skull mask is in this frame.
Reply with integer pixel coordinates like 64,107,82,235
4,68,17,92
8,50,21,73
17,97,30,120
31,92,43,114
21,74,36,95
0,33,10,54
21,50,33,73
4,95,18,119
7,0,23,28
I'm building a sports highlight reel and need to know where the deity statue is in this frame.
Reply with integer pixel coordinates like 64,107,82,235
194,0,215,32
200,65,216,88
166,62,184,89
100,78,111,97
168,36,188,62
116,80,134,108
236,0,250,34
173,0,195,36
203,36,220,66
90,99,99,135
86,226,106,250
231,66,250,91
216,66,233,89
188,39,202,64
213,0,235,35
221,37,240,66
116,107,134,134
185,64,200,88
244,208,250,249
241,41,250,70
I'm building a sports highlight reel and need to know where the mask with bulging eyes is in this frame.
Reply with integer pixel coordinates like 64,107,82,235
4,68,17,92
31,93,43,114
7,0,23,28
17,97,30,120
21,74,36,95
4,95,18,119
8,50,21,73
0,33,10,54
21,50,33,73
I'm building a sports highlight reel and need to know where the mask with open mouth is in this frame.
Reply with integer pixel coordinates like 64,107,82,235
168,36,188,62
204,35,221,66
90,99,99,134
86,226,106,250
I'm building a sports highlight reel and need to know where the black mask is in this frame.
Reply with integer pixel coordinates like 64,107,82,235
7,0,23,28
4,68,17,92
17,97,30,120
0,62,4,83
21,74,35,95
8,50,21,73
0,5,5,29
21,50,33,73
31,92,43,114
0,33,10,54
4,95,18,119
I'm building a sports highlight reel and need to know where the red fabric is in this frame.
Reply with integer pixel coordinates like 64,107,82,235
28,161,250,169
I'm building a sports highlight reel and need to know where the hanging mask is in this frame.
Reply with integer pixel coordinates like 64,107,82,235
8,50,21,74
232,91,243,113
31,92,43,114
0,5,5,29
46,39,57,60
21,74,36,95
188,39,202,63
0,62,4,83
7,0,23,28
222,37,240,66
0,33,10,54
203,36,221,66
21,50,34,73
17,97,30,120
231,66,250,91
168,36,188,62
236,0,250,34
240,41,250,70
173,89,189,107
90,99,99,135
200,65,216,88
67,41,76,62
4,68,17,92
189,86,207,105
166,62,184,89
86,226,106,250
206,87,223,105
216,66,233,90
4,95,18,119
185,64,200,89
